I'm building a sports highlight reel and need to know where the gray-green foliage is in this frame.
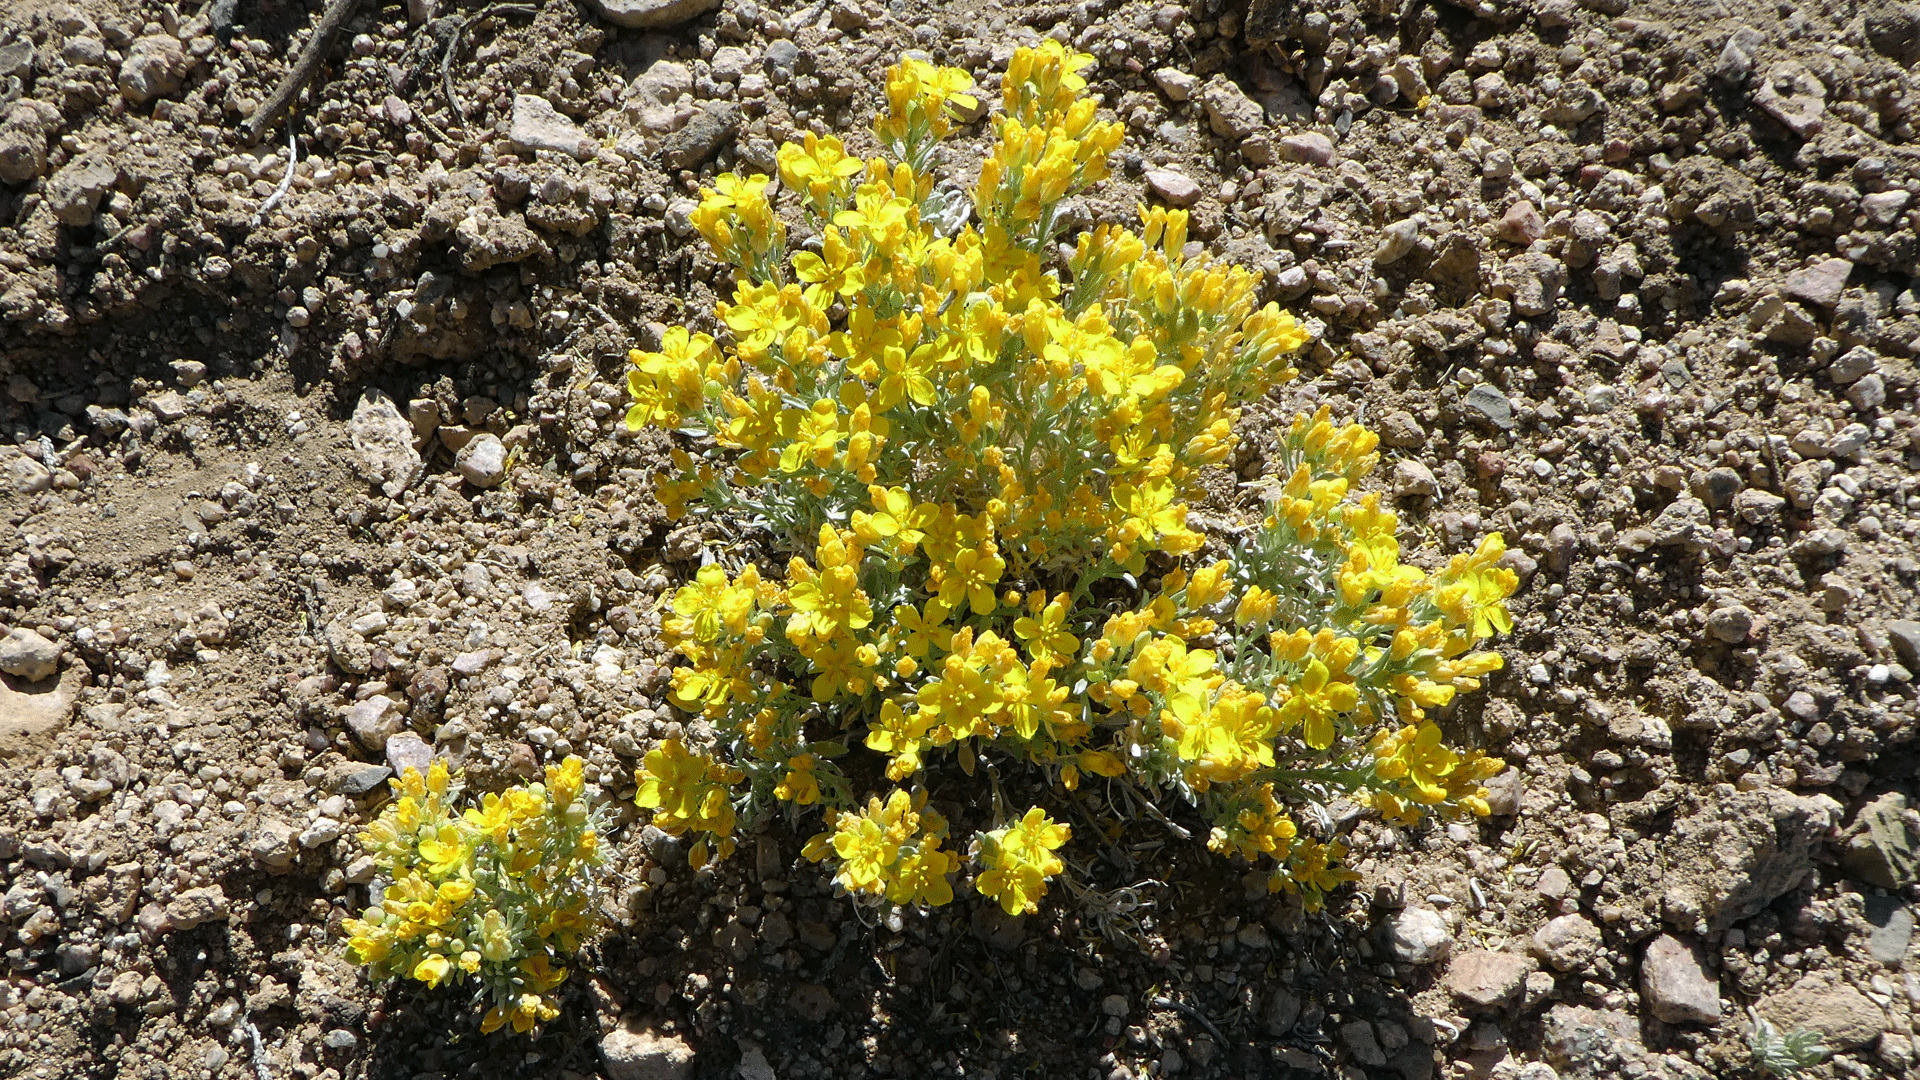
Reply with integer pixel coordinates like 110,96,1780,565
1747,1009,1828,1077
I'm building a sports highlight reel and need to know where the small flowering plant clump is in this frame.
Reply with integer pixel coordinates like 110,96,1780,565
341,758,602,1034
626,44,1517,916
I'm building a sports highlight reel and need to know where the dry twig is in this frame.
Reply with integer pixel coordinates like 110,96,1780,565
241,0,361,143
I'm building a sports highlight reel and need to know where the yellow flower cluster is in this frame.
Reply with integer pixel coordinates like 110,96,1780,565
624,47,1519,917
341,759,600,1034
801,788,961,906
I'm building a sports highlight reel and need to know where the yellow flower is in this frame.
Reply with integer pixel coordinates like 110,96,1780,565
975,807,1070,916
411,953,451,989
1276,658,1359,751
1013,593,1079,663
774,753,823,805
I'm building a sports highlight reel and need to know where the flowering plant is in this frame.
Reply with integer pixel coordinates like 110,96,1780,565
341,758,601,1033
626,44,1516,916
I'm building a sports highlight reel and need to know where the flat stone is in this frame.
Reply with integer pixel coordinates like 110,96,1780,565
336,765,394,797
1463,384,1514,431
1758,978,1886,1049
658,103,738,170
1445,950,1533,1009
600,1015,695,1080
0,661,82,757
1278,131,1335,165
0,628,59,681
455,433,507,489
1536,866,1573,899
1383,907,1451,965
1640,934,1721,1025
1532,914,1601,972
584,0,719,29
451,650,493,675
1145,168,1202,207
1752,62,1827,138
1864,896,1913,966
385,731,434,778
509,95,594,160
1785,258,1853,308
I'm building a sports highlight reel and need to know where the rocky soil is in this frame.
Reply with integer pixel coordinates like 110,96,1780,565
2,0,1919,1076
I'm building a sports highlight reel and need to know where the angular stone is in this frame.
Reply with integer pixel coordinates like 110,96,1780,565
118,35,187,104
1542,1005,1643,1072
658,103,738,170
1866,5,1920,62
600,1015,695,1080
1532,914,1601,972
584,0,720,29
1145,168,1202,207
1503,251,1567,316
45,152,118,227
1153,67,1198,102
1752,62,1827,138
1864,896,1913,966
1201,77,1265,139
1650,497,1710,549
349,390,424,498
0,40,32,79
166,886,230,931
0,628,59,681
1660,788,1836,930
509,95,594,160
1640,934,1721,1025
1841,792,1918,890
0,660,81,757
1785,258,1853,308
346,695,404,752
1888,622,1920,670
336,766,394,797
1392,459,1439,498
1463,384,1514,431
1445,950,1533,1009
249,818,298,872
1383,907,1451,965
1493,200,1545,244
1828,347,1878,386
0,100,58,186
385,731,434,778
455,433,507,489
1758,978,1886,1049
